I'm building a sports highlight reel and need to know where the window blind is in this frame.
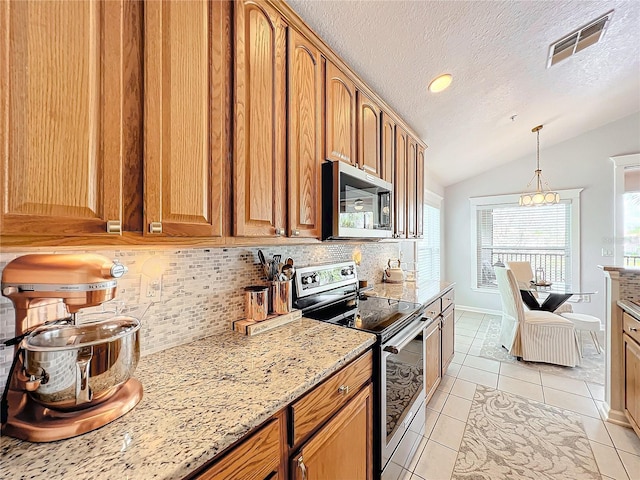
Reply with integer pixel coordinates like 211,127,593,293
417,204,441,282
476,201,572,289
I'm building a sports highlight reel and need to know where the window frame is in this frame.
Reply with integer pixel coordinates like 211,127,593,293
469,188,583,293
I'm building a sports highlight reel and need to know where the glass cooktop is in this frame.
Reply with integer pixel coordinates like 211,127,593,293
303,294,423,335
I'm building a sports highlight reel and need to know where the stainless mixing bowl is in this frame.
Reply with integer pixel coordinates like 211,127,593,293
22,316,140,411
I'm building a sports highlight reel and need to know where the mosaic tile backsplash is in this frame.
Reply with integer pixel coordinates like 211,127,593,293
0,242,399,391
619,270,640,303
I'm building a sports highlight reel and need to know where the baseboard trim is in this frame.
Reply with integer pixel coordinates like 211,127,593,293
457,305,501,316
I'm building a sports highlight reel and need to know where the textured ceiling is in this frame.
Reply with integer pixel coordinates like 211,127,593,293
286,0,640,186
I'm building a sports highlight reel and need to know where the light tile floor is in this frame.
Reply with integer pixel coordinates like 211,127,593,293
382,310,640,480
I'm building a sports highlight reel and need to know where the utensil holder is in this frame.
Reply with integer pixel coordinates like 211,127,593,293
270,280,292,315
245,286,268,321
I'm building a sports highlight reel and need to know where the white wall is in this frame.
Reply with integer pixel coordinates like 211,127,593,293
444,112,640,320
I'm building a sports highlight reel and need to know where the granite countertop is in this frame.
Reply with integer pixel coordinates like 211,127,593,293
369,280,455,306
599,265,640,273
1,318,375,479
619,300,640,320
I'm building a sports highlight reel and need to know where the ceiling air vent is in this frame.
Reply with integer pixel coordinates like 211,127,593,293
547,10,613,68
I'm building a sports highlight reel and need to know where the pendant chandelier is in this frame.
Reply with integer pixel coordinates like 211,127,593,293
519,125,560,206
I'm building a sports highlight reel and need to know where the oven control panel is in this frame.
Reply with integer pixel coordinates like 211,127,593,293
295,261,358,296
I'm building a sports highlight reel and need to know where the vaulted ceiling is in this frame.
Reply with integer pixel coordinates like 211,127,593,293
287,0,640,186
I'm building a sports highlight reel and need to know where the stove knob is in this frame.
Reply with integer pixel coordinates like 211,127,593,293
302,276,311,285
312,273,319,283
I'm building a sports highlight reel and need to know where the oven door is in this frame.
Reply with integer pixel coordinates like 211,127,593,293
380,318,426,469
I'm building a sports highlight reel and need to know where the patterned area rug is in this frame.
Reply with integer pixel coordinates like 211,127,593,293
452,386,600,480
479,317,605,385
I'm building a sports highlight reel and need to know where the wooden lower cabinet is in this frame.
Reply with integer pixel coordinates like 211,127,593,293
424,319,442,403
623,334,640,436
194,414,284,480
441,306,455,376
291,384,373,480
623,311,640,437
190,350,373,479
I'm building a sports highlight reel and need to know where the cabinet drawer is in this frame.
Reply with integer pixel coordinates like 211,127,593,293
624,312,640,345
196,415,282,480
441,289,455,312
290,350,372,448
424,299,441,320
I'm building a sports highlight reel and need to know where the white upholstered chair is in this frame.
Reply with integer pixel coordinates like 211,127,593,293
495,267,581,367
505,261,573,314
505,261,602,356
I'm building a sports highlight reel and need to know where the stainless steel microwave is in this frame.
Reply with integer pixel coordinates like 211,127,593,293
322,161,393,239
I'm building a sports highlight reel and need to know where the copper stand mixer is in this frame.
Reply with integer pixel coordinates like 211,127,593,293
1,254,143,442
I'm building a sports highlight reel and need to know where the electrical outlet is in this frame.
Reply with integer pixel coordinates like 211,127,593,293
601,248,614,257
141,275,162,299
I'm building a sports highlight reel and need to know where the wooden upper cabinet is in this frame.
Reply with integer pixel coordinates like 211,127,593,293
381,113,395,185
357,91,382,177
416,145,425,239
234,0,287,237
144,0,230,237
325,61,356,166
288,28,323,239
394,126,408,239
0,1,126,236
406,137,417,239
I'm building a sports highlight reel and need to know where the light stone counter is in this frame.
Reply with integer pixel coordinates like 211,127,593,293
369,280,455,306
0,318,375,479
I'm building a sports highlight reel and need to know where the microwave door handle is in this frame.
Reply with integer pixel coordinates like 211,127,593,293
383,321,425,355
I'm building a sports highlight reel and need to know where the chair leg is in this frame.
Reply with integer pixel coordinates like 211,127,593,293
590,331,602,354
575,331,583,358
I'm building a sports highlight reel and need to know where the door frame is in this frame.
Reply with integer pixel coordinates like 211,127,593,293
610,153,640,266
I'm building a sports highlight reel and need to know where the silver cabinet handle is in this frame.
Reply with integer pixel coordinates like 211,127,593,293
149,222,163,234
297,455,307,480
106,220,122,234
275,227,285,236
630,327,638,332
338,384,350,396
292,229,300,236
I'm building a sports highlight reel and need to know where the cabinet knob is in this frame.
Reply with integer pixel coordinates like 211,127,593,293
149,222,163,234
292,229,300,236
338,384,350,396
275,227,285,236
106,220,122,234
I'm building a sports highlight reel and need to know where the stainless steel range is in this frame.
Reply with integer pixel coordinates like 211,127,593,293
293,261,429,477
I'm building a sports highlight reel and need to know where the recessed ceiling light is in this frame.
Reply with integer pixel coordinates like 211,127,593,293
428,74,452,93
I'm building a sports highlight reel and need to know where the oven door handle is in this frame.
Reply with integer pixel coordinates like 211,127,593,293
383,320,426,355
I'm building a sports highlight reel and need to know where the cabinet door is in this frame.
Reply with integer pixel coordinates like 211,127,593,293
406,137,417,239
357,91,381,177
416,145,425,239
234,0,287,237
292,384,373,480
441,307,455,376
325,61,356,166
0,1,126,236
196,414,283,480
288,28,322,239
624,334,640,434
425,319,442,403
381,112,395,184
394,127,408,239
144,0,229,237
